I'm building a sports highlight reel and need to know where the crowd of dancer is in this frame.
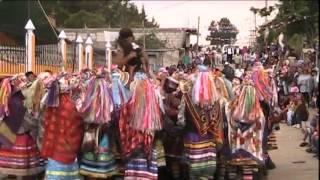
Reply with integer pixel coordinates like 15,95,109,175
0,27,317,180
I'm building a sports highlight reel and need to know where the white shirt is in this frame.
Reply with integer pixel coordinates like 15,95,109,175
235,68,244,78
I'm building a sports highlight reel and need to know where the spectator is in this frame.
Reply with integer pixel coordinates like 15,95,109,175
182,48,191,66
215,49,222,66
234,52,241,66
222,62,235,81
203,53,212,67
222,52,227,64
177,60,186,71
234,64,244,80
226,47,233,63
286,97,297,126
305,108,319,157
311,69,318,93
296,67,314,106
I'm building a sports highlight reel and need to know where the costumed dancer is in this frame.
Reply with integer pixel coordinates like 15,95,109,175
41,73,84,180
251,62,278,172
210,68,235,180
114,28,162,180
225,73,266,180
78,67,119,179
179,65,221,180
160,72,186,180
0,74,44,178
109,66,131,177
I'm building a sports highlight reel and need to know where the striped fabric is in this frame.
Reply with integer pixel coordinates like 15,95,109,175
241,165,259,180
155,139,166,167
45,158,80,180
79,152,118,178
124,150,158,180
267,132,278,150
216,157,227,180
79,134,118,178
184,132,216,179
0,134,44,176
226,165,238,180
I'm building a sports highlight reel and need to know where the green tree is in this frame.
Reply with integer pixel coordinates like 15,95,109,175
63,10,105,28
256,0,319,48
40,0,159,28
206,18,239,46
288,33,304,56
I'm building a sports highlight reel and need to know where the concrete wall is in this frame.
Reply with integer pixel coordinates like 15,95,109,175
62,28,191,67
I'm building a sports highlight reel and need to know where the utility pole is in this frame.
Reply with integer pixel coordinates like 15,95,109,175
143,19,146,49
265,0,268,23
265,0,268,53
196,16,200,48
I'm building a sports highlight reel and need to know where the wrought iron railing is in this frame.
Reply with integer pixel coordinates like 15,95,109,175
0,44,26,76
0,42,80,76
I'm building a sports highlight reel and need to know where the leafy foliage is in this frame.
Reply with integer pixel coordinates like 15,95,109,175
206,18,239,46
40,0,159,28
256,0,319,49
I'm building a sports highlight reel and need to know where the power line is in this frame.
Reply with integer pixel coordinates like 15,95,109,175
37,0,58,38
150,1,189,15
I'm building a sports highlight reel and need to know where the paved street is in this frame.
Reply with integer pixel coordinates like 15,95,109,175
267,123,319,180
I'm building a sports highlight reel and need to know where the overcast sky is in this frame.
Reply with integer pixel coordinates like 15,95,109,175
132,0,278,46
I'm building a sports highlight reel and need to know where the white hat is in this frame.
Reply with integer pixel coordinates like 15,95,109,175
224,62,229,65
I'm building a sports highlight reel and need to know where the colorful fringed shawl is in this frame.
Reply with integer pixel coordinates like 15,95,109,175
191,71,218,106
184,94,222,138
182,68,224,142
128,72,162,132
212,75,230,102
226,84,266,161
80,77,114,124
0,78,11,121
0,79,16,147
21,79,45,118
21,79,46,149
251,68,273,104
231,85,262,123
111,72,131,107
1,88,25,147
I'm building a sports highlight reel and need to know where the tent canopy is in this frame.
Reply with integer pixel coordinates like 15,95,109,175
0,0,58,45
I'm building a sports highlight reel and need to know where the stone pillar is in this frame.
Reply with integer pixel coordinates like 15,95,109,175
76,35,84,72
104,31,112,73
85,36,93,70
58,30,67,72
24,19,35,72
